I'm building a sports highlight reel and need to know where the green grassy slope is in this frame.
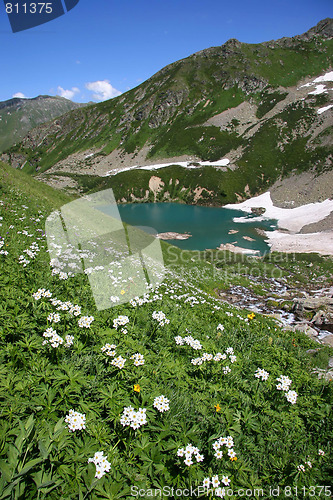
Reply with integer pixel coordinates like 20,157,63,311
0,96,86,153
0,162,332,498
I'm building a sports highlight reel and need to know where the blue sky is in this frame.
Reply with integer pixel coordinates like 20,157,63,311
0,0,332,103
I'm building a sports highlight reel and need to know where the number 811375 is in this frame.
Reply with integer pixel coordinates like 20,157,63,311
5,3,53,14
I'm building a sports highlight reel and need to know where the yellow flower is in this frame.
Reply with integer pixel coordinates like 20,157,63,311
247,313,255,320
120,290,126,295
214,404,221,412
230,456,238,461
134,384,140,393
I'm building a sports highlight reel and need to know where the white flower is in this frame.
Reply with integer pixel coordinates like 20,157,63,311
153,395,170,413
227,449,237,459
217,324,224,331
113,315,129,329
203,478,210,488
88,451,111,479
215,487,225,498
285,390,298,404
69,304,81,316
223,366,231,374
120,406,147,429
65,409,86,431
131,353,145,366
297,464,305,472
226,436,234,448
42,327,64,348
221,475,230,486
65,335,74,347
214,450,223,459
318,449,325,456
101,343,117,357
78,316,94,328
152,311,170,326
255,368,270,381
111,356,126,369
48,312,61,323
110,296,120,303
276,375,292,391
178,443,203,466
211,475,220,488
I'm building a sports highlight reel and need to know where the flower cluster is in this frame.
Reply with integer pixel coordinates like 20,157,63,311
255,371,298,404
65,409,86,432
131,353,145,366
191,347,236,368
177,444,204,466
42,327,64,348
152,310,170,326
88,451,111,479
101,343,117,356
33,288,52,300
120,406,147,430
0,238,8,256
297,461,312,473
285,390,298,404
153,395,170,413
113,315,129,330
19,241,40,267
255,368,270,381
276,375,292,391
276,375,298,404
174,334,202,350
47,312,61,323
111,355,126,369
65,335,74,347
78,316,94,328
203,474,231,489
212,435,237,461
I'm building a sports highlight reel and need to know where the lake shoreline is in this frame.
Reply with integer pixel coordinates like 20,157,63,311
225,191,333,256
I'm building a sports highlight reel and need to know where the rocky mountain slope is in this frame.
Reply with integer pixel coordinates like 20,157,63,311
0,95,87,153
1,19,332,205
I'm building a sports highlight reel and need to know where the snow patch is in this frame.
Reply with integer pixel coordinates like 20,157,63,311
225,191,333,233
317,104,333,115
103,159,230,177
308,84,328,96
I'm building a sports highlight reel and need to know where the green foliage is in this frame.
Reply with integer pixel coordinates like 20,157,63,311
256,89,288,119
0,155,332,498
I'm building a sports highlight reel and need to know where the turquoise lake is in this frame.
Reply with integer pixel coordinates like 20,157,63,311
115,203,277,255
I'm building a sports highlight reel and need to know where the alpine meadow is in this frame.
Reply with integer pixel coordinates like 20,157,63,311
0,16,333,500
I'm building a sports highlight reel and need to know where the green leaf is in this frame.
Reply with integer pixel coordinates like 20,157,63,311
14,458,44,478
0,460,12,482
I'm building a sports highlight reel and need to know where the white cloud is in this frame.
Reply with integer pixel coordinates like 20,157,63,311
85,80,122,101
13,92,27,99
57,86,80,100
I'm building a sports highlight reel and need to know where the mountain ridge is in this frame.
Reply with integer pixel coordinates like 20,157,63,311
0,95,87,153
1,19,332,206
